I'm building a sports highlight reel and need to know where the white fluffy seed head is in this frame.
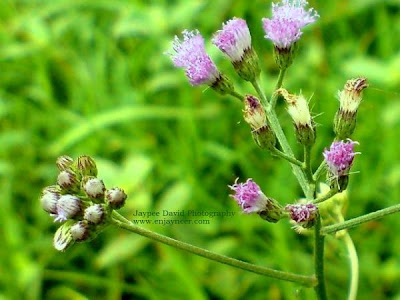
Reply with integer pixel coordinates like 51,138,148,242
40,186,60,214
84,178,105,199
106,187,127,209
84,204,105,224
53,195,82,222
70,221,91,242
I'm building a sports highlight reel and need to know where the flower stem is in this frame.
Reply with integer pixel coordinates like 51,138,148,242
321,203,400,235
229,90,244,101
314,215,328,300
272,148,303,167
304,145,314,183
251,77,312,199
110,212,316,286
342,233,358,300
314,188,338,204
270,69,286,108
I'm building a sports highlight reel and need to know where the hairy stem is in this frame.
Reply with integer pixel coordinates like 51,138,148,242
342,233,358,300
321,203,400,234
272,148,303,167
314,215,328,300
270,69,286,108
111,212,316,286
314,188,338,204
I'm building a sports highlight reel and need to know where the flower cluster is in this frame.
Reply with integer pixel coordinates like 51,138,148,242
40,155,127,251
167,1,318,87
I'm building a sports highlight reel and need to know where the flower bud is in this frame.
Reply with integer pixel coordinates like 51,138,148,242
84,204,106,224
40,185,60,214
285,203,318,228
57,170,80,191
70,221,91,242
53,220,74,251
53,195,83,222
83,177,105,199
77,155,98,177
334,78,368,140
277,88,315,146
106,187,127,209
229,178,284,222
56,155,74,171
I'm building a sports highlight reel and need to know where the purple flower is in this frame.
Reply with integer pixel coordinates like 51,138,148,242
323,139,360,176
212,18,252,63
285,203,317,226
229,178,268,213
262,0,319,49
168,30,219,86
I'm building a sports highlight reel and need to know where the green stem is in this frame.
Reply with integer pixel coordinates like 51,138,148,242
251,79,269,107
342,233,358,300
314,188,338,204
314,215,328,300
110,212,316,286
229,90,244,101
304,145,314,183
270,69,286,108
321,203,400,235
272,148,303,167
251,77,312,199
313,161,326,182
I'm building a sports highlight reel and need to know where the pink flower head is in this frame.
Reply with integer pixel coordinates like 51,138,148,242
229,178,268,213
212,18,252,63
262,0,319,49
168,30,219,86
323,139,360,176
285,203,317,224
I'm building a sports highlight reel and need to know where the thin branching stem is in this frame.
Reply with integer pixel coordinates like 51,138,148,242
272,148,303,167
321,204,400,235
110,212,316,286
314,188,338,204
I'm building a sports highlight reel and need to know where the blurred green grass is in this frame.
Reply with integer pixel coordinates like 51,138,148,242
0,0,400,299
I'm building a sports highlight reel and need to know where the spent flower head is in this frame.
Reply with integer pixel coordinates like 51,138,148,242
262,0,319,50
243,95,266,131
337,78,368,114
323,139,360,177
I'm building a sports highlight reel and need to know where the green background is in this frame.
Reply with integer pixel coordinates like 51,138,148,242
1,0,400,299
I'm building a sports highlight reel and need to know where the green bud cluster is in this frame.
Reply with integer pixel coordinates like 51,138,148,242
40,155,128,251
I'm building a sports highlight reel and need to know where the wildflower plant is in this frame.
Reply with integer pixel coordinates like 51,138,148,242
39,1,400,299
